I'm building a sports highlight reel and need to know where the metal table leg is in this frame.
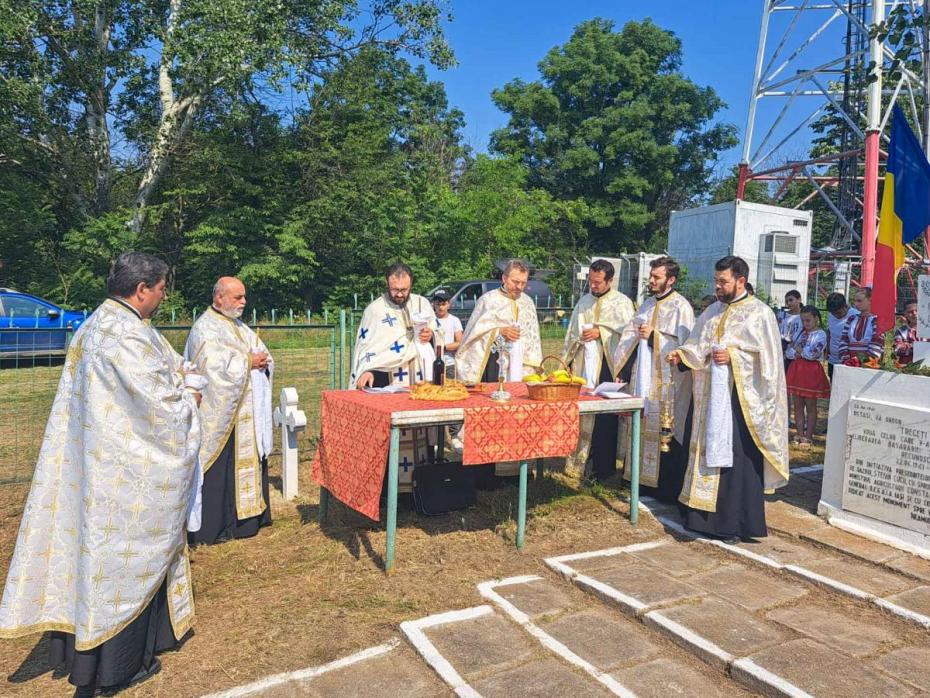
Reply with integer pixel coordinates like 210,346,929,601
385,427,400,573
517,460,528,549
318,487,330,522
630,408,641,525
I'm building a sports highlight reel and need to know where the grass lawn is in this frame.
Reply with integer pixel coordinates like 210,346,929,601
0,334,826,696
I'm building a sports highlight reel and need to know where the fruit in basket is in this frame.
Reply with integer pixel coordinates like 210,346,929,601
571,376,586,385
523,373,544,383
543,369,568,383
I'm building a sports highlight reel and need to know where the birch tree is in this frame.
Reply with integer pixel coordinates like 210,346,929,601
128,0,453,231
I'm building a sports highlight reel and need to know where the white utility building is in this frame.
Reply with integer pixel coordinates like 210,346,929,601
668,200,812,303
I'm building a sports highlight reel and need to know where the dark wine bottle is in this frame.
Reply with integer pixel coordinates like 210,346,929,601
432,345,445,385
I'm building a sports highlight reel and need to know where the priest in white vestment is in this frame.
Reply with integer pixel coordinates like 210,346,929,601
455,260,542,478
455,260,542,384
184,277,274,545
669,256,789,542
614,257,694,502
0,253,201,696
352,262,435,389
562,260,634,480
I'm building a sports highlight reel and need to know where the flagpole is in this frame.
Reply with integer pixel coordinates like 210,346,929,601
861,0,885,287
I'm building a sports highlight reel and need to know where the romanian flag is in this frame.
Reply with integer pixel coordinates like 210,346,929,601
875,105,930,332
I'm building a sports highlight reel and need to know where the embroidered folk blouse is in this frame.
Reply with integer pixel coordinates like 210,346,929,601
792,328,827,362
839,313,884,361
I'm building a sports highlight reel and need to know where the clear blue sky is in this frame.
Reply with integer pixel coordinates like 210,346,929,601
424,1,795,171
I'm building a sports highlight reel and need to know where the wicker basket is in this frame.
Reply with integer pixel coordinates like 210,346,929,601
525,355,583,402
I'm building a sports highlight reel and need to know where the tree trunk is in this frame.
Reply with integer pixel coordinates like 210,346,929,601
130,97,200,233
75,3,113,216
130,0,203,234
88,4,112,214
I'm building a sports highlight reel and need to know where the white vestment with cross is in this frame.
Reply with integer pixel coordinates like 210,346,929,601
350,293,437,388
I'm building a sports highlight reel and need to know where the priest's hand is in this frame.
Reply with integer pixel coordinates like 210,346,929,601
667,350,681,366
637,322,653,339
418,326,433,343
251,350,270,370
501,326,521,342
356,371,375,389
192,391,202,408
712,347,731,365
581,327,600,342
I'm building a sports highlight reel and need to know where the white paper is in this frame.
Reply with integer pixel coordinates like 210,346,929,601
918,275,930,339
913,340,930,364
593,381,629,398
411,311,436,382
363,385,410,394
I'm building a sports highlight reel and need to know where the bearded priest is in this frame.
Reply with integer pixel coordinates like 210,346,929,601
614,256,695,502
455,259,542,384
184,277,274,546
562,259,634,480
668,256,789,542
0,252,202,696
352,262,436,389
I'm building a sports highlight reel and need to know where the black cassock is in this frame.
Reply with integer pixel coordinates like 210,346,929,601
641,399,693,505
682,385,768,539
587,358,621,480
49,579,178,696
617,344,692,498
188,429,272,546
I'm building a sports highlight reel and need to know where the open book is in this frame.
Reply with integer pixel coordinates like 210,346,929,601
591,381,631,399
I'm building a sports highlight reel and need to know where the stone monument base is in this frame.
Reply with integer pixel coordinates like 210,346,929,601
820,365,930,559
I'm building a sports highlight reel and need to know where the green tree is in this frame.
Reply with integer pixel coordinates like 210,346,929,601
0,0,453,231
489,18,737,252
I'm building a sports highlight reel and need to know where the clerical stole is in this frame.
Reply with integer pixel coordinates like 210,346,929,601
0,299,200,650
676,296,789,512
455,289,542,383
351,294,435,387
614,291,695,487
185,308,267,520
562,289,635,470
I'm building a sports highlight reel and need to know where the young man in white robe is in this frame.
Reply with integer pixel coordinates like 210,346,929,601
184,277,274,545
613,256,695,502
0,253,202,696
668,255,789,542
562,259,635,480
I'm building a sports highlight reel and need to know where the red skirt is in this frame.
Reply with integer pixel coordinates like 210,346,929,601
787,358,831,399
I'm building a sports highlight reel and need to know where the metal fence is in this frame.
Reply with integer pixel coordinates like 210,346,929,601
0,307,582,488
0,323,341,487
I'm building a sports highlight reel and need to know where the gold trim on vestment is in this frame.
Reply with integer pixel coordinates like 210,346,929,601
0,541,187,651
201,371,250,474
166,547,195,641
728,347,789,481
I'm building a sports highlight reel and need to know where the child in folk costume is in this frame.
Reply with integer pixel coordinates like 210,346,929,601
786,306,830,449
839,287,885,366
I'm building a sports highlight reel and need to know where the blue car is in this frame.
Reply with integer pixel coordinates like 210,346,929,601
0,289,88,359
